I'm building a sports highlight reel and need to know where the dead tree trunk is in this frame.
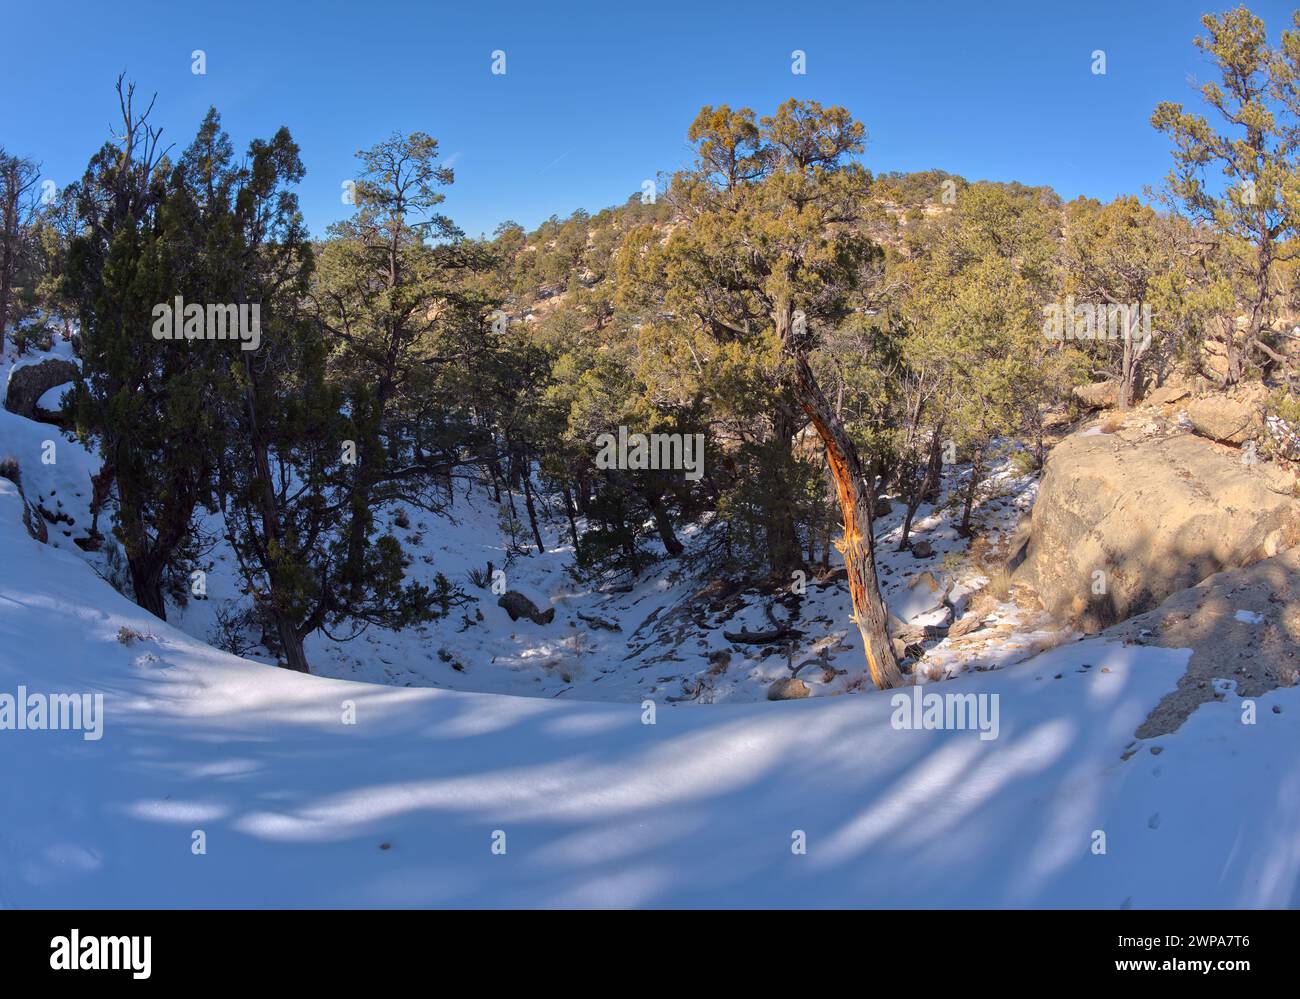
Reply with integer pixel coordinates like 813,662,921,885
790,352,904,690
899,422,945,552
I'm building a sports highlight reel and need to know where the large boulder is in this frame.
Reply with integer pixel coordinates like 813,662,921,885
1072,380,1119,410
1014,429,1300,632
4,359,78,420
1183,385,1268,444
497,590,555,625
1141,384,1191,408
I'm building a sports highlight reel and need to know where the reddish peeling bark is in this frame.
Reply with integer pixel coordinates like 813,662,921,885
791,352,904,690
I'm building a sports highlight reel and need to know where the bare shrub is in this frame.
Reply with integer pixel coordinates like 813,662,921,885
209,601,258,657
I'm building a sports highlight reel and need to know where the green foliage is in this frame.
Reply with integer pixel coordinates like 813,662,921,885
1151,6,1300,383
39,14,1300,678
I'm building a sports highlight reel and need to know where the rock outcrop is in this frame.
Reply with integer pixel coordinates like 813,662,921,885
4,359,78,420
1072,380,1119,410
1141,384,1191,408
1014,428,1300,632
1183,385,1268,444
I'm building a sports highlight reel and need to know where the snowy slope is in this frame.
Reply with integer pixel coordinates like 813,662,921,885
3,473,1300,907
4,339,1299,907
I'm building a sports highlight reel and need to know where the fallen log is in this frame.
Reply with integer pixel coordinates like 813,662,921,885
577,611,622,632
723,626,804,644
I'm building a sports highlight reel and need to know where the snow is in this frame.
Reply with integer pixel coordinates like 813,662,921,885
4,341,1299,907
0,339,1048,704
35,382,73,412
3,469,1300,906
1235,609,1265,625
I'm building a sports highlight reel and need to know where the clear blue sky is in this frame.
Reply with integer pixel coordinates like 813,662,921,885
6,0,1296,239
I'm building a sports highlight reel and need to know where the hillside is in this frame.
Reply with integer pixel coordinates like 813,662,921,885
5,339,1300,907
5,461,1300,907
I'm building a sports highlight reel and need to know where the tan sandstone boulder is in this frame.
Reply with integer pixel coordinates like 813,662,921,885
1182,385,1268,444
1142,384,1191,408
767,678,810,700
1072,380,1119,410
1013,429,1300,632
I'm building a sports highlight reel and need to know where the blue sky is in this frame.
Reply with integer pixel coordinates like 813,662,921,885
6,0,1296,239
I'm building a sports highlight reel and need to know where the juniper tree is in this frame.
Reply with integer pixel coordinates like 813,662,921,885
1063,196,1193,407
64,77,219,619
314,131,493,607
1152,6,1300,383
894,182,1065,534
618,100,905,690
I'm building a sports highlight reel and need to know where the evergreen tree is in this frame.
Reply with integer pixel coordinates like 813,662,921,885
1153,6,1300,383
65,78,217,619
619,100,905,689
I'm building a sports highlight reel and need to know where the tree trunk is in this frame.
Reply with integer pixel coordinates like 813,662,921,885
645,490,684,556
88,463,115,544
790,352,903,690
126,554,167,620
1119,336,1133,410
899,423,944,552
806,497,818,564
0,245,12,355
562,485,581,551
277,616,310,673
521,461,545,554
959,450,983,538
505,480,520,521
766,405,802,575
243,354,310,673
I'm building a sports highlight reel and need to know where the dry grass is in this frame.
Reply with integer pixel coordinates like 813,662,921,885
968,588,998,618
986,565,1013,602
1281,511,1300,552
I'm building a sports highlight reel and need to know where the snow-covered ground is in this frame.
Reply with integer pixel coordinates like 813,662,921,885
4,473,1300,906
4,338,1299,907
